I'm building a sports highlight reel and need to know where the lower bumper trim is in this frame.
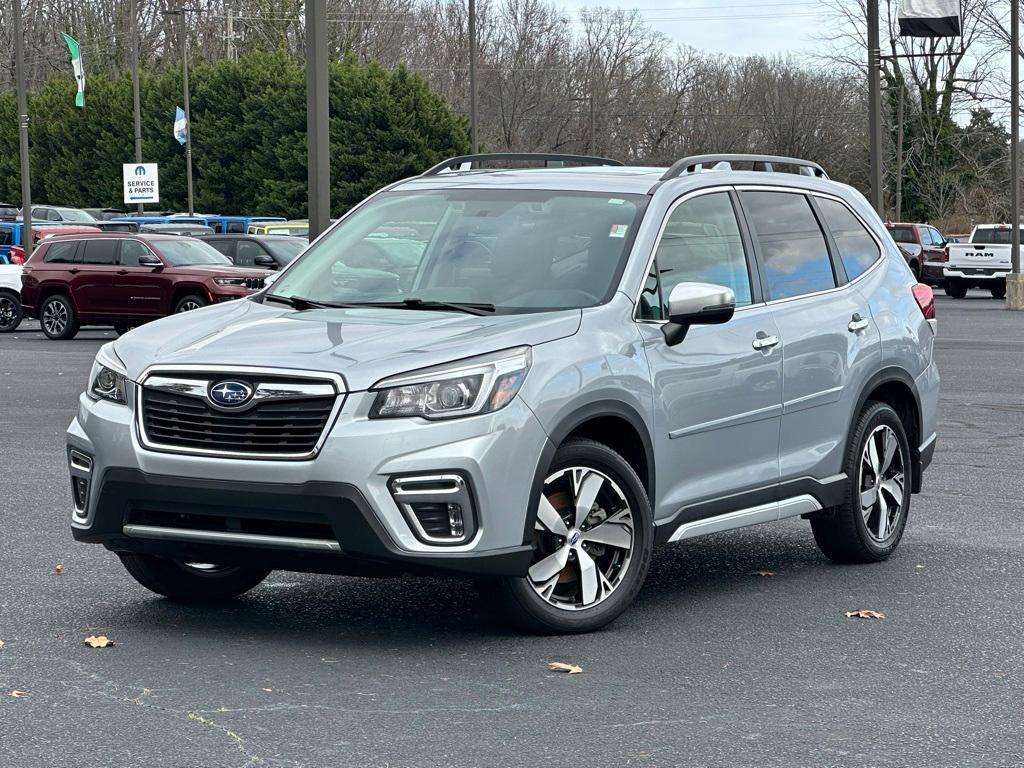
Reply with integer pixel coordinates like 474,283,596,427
122,524,343,553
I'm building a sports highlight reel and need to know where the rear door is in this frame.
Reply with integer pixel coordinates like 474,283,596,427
69,239,121,316
739,189,881,497
112,239,165,318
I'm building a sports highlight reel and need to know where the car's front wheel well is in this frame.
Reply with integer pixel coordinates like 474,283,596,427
563,416,651,499
171,285,209,308
863,379,922,492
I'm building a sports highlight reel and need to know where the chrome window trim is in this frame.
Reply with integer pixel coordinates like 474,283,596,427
135,364,347,461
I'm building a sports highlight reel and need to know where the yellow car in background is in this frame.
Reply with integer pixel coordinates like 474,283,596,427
248,220,310,239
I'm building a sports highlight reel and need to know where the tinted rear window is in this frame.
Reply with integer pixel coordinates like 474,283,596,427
43,241,78,263
817,198,880,281
888,227,915,244
972,228,1023,244
82,239,118,265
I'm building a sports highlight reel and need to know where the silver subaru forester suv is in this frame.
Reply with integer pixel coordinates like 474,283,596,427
68,153,939,633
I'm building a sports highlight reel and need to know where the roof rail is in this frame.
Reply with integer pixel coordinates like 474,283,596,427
422,152,624,176
660,154,829,182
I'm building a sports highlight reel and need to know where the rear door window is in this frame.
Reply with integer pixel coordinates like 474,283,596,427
741,191,836,300
816,198,881,281
81,239,118,265
206,239,235,258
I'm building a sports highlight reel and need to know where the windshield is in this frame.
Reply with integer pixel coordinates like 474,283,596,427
59,208,97,222
269,189,646,312
263,238,306,263
972,227,1023,245
156,239,233,266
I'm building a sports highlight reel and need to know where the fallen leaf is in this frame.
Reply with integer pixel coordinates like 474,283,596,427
548,661,583,674
83,635,115,648
845,609,885,620
0,640,5,649
752,570,775,577
8,690,28,698
54,564,64,574
262,688,273,692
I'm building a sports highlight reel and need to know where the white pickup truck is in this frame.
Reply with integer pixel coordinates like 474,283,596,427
944,224,1016,299
0,263,22,332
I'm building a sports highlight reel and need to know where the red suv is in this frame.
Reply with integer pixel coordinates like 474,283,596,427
885,222,949,286
20,233,272,339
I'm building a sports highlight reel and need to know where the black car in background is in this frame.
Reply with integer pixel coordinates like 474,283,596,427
83,208,128,221
199,233,306,269
0,202,19,221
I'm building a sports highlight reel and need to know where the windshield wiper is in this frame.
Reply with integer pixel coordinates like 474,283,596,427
264,294,331,310
393,298,497,316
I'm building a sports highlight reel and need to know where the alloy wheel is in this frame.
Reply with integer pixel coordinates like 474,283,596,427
528,466,635,611
43,300,68,336
0,296,16,327
176,299,203,313
859,424,905,542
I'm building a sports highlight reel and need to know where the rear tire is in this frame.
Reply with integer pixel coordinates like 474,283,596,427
40,294,80,339
118,554,271,601
487,438,654,634
0,291,22,332
174,294,208,313
991,283,1007,299
945,279,968,299
810,401,911,564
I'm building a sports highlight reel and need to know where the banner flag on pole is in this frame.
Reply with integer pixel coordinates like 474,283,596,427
61,33,85,107
173,106,188,145
899,0,962,37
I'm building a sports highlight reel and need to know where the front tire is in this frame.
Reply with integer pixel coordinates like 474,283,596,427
0,291,22,332
118,554,271,601
40,294,80,339
810,401,912,564
489,438,653,634
174,294,208,313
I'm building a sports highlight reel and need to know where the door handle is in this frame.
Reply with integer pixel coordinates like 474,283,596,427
67,268,79,274
848,313,870,333
752,332,780,351
116,269,128,275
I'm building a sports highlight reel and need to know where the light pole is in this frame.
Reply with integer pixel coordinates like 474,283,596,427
13,0,33,259
130,0,144,214
468,0,478,153
1010,0,1024,309
306,0,330,239
164,4,195,216
867,0,885,216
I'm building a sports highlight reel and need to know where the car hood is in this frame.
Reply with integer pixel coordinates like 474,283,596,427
114,299,582,391
164,264,272,278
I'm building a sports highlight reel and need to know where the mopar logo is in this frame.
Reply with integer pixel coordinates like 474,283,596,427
135,165,147,176
209,380,253,407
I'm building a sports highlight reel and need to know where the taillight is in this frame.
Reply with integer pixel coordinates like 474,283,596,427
912,283,935,321
942,245,950,262
9,246,25,265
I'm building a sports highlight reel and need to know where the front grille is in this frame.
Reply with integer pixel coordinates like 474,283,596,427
139,374,339,457
244,277,265,290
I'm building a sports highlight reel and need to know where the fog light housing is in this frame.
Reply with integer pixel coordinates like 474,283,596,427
72,477,89,513
389,474,477,546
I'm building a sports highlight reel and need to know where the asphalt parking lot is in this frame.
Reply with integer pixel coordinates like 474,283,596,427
1,293,1022,768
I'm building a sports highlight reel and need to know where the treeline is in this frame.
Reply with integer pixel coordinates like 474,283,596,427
0,54,468,217
0,0,1017,228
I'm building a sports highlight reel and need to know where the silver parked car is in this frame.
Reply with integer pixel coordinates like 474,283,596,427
67,153,939,633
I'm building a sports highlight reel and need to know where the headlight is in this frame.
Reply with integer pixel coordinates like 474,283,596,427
370,347,531,420
214,276,249,286
88,344,129,404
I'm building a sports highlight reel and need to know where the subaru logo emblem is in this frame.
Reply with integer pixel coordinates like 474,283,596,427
569,530,582,547
209,380,253,407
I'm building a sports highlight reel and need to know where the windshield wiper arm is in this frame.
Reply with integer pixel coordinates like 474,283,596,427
395,298,497,316
263,294,331,310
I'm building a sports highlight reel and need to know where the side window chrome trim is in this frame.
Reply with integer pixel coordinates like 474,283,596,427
631,184,739,322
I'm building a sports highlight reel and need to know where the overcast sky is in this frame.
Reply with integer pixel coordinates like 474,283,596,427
564,0,832,57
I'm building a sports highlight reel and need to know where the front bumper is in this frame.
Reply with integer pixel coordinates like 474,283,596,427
66,389,547,577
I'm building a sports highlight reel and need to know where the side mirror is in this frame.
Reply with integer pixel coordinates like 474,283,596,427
663,282,736,346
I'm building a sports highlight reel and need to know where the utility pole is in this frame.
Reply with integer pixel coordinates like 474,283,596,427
306,0,330,238
227,7,235,61
468,0,478,153
130,0,144,214
895,84,904,222
1009,0,1024,309
867,0,885,216
13,0,33,259
164,5,197,216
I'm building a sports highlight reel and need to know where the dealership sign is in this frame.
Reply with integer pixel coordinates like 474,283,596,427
122,163,160,204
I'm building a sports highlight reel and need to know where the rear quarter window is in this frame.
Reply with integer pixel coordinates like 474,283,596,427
887,227,915,244
42,241,78,264
817,198,881,281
